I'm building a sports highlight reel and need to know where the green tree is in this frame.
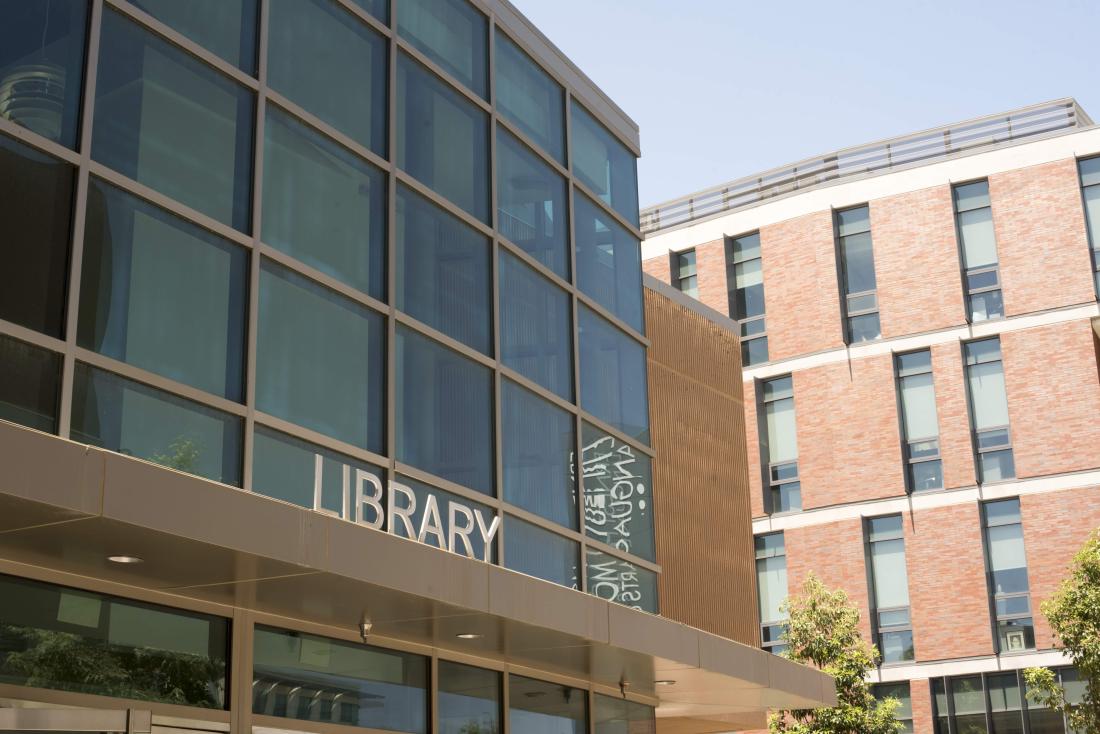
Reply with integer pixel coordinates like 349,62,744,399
1023,530,1100,733
768,574,901,734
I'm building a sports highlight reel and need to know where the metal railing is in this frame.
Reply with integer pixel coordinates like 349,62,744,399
640,98,1094,236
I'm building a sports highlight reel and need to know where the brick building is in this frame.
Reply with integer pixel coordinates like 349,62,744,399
642,99,1100,733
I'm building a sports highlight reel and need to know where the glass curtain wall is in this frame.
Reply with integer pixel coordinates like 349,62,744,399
933,668,1082,734
0,0,652,606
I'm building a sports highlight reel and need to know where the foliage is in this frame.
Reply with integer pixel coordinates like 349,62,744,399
151,436,202,473
768,574,901,734
1023,530,1100,733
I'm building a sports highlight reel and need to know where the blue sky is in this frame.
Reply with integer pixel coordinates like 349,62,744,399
511,0,1100,208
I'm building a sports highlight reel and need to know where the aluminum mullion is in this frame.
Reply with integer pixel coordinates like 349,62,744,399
259,244,389,317
497,235,573,293
394,312,496,370
488,18,505,571
499,365,577,415
0,320,67,355
579,413,656,459
394,38,492,114
393,462,503,511
329,0,392,38
384,0,399,544
495,113,569,179
574,280,652,348
264,89,391,172
253,410,390,469
0,118,82,166
572,176,645,241
393,168,496,239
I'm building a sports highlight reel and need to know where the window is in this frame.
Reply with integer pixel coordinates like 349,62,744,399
895,350,943,491
256,261,386,453
836,205,881,342
498,250,574,400
578,305,650,444
79,179,249,401
253,625,428,733
509,675,587,734
262,106,387,301
982,498,1034,652
267,0,387,155
932,669,1081,734
497,126,569,279
585,550,658,613
131,0,257,73
727,232,768,365
761,376,800,513
397,53,489,222
93,9,254,232
755,533,788,654
574,192,644,333
502,379,577,529
0,574,228,708
0,0,88,148
70,363,243,486
873,683,913,734
595,694,656,734
397,0,487,99
438,661,500,734
1026,667,1083,734
964,338,1015,482
674,249,698,297
954,180,1004,322
495,31,564,163
0,133,74,338
571,103,639,226
396,184,491,354
1080,156,1100,296
581,423,655,562
503,516,579,589
866,516,914,663
0,334,61,433
396,326,494,494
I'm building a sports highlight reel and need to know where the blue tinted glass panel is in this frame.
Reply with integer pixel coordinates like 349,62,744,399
93,9,253,231
397,0,487,98
262,106,386,300
71,364,242,485
571,104,638,226
132,0,257,72
0,0,88,148
575,193,643,333
497,128,569,278
397,54,489,222
252,426,384,517
495,33,564,163
504,517,579,589
742,337,769,367
396,326,493,494
0,574,228,708
253,626,427,733
585,550,657,613
509,675,586,734
581,423,654,561
579,307,649,444
391,475,497,562
0,133,74,338
256,262,386,452
79,179,248,401
499,250,573,400
439,662,500,734
0,334,61,433
267,0,387,155
397,184,491,354
502,380,576,529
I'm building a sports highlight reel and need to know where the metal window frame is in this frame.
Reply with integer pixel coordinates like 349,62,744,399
863,515,914,665
673,248,698,297
952,178,1005,324
980,498,1035,655
1077,156,1100,301
962,339,1015,485
754,532,788,654
760,376,799,515
872,682,914,733
893,349,944,493
725,232,769,364
832,205,881,345
929,667,1082,734
0,0,659,608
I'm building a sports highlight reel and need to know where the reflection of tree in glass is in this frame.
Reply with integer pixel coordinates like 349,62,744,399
0,625,224,707
151,436,202,473
459,721,496,734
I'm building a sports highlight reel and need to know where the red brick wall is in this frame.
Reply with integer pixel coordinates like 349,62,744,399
909,678,933,734
642,251,671,284
694,237,729,315
872,186,967,338
795,355,905,509
931,341,978,490
760,211,845,361
1021,488,1100,650
743,379,765,518
907,503,994,661
1001,321,1100,479
990,159,1095,317
786,518,874,643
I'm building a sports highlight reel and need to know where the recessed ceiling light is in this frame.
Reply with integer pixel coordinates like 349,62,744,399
456,632,483,640
655,679,676,686
107,555,143,564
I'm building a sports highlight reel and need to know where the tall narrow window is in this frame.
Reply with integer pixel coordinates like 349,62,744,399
1080,156,1100,296
895,350,942,491
755,533,788,654
761,376,800,513
866,515,914,663
964,338,1015,482
982,498,1034,652
836,205,880,342
954,180,1004,321
727,232,768,365
673,249,697,297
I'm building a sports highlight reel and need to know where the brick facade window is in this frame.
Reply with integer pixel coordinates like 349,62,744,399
761,376,800,513
866,515,915,663
726,232,769,365
953,180,1005,322
932,668,1080,734
895,349,943,491
964,338,1016,482
673,249,698,297
1079,156,1100,296
982,498,1034,653
754,532,788,654
835,205,881,342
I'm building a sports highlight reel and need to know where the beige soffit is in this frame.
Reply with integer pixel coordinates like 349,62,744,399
0,420,834,732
